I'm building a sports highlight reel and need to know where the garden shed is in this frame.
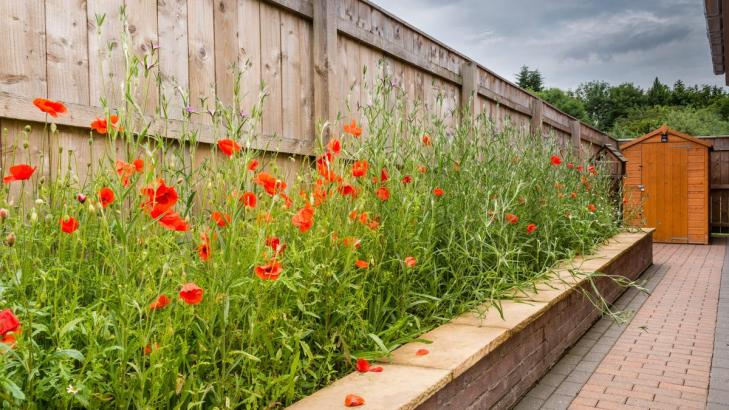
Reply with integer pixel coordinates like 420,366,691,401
622,125,711,244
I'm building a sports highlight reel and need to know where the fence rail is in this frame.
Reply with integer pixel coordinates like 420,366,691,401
0,0,617,184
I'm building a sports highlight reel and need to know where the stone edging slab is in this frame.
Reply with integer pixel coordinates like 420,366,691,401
288,229,655,409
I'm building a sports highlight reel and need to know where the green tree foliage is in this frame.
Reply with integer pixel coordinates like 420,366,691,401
517,68,729,138
516,65,544,92
537,88,590,123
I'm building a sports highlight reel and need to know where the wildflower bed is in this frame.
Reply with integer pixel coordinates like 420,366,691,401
0,80,620,408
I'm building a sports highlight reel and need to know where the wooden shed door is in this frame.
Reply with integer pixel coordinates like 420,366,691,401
641,143,688,243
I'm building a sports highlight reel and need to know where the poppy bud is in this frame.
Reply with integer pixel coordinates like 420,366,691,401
5,232,15,247
0,208,8,221
76,193,87,203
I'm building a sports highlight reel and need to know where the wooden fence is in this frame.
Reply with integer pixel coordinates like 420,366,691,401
704,136,729,233
0,0,618,186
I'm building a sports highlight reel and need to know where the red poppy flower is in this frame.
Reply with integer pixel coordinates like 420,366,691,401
343,120,362,137
415,348,430,356
418,165,428,174
217,138,241,157
292,206,315,233
141,180,179,216
587,203,597,213
149,294,170,310
352,160,368,178
90,115,120,134
570,192,577,199
198,233,211,261
115,160,141,187
526,223,538,234
355,260,369,269
344,394,365,407
433,188,444,197
550,155,562,165
266,237,286,256
356,358,383,373
247,159,259,171
179,283,203,305
255,259,282,280
577,165,584,172
60,217,79,234
241,192,257,208
280,193,294,209
505,213,519,225
144,342,160,355
338,184,358,197
567,162,574,169
402,175,412,185
588,165,598,176
254,172,287,196
98,187,115,208
376,186,389,201
211,211,231,227
33,98,67,117
327,138,342,154
380,168,389,182
3,164,36,184
0,309,20,336
76,193,87,203
422,134,432,146
404,256,417,267
155,211,189,232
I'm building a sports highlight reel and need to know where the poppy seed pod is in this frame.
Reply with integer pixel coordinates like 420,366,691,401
5,232,15,247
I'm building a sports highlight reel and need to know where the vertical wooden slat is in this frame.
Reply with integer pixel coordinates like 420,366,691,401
213,0,238,106
281,11,303,143
260,3,282,138
46,0,90,105
0,1,47,97
239,0,262,122
187,0,216,123
460,60,477,123
313,0,337,142
87,0,124,107
157,0,189,120
298,18,314,142
0,1,50,190
126,0,159,113
570,119,582,161
529,99,543,136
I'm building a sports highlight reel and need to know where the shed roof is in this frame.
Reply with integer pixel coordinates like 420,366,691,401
620,125,713,150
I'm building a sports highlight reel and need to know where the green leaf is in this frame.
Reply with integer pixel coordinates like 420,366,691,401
2,379,25,401
367,333,390,354
53,349,85,362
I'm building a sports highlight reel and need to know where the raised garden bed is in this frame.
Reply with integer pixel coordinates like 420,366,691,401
289,229,654,409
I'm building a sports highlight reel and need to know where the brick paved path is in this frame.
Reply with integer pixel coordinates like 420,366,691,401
515,240,727,410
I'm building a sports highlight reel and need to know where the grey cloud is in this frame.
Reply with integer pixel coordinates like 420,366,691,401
371,0,724,89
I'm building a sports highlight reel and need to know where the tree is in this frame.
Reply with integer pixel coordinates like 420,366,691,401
575,81,612,129
646,77,671,106
515,66,544,92
537,88,590,123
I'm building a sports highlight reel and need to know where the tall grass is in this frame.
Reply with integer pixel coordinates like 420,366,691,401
0,12,620,409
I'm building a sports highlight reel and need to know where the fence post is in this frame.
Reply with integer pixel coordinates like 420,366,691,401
460,60,478,124
570,119,582,161
313,0,338,145
529,99,543,136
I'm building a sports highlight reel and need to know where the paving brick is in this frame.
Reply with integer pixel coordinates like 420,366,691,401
515,242,726,410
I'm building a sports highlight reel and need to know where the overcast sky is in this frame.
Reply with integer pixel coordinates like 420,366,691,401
370,0,725,91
